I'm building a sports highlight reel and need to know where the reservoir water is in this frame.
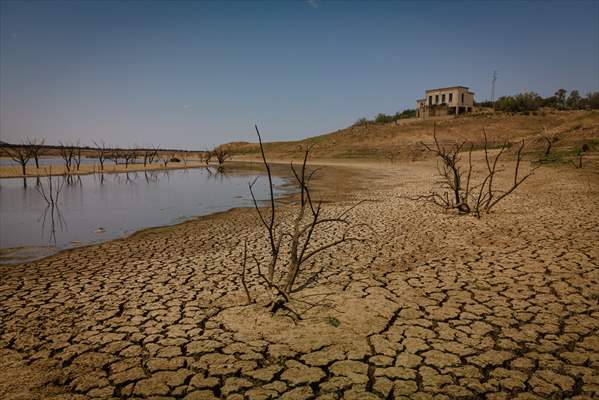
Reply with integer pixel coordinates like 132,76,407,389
0,167,288,263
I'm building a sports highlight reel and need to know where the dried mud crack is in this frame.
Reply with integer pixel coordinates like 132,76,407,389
1,160,598,400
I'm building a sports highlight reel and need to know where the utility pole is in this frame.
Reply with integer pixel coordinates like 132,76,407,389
491,70,497,102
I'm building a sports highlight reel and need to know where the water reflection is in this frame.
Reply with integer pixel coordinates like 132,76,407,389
0,167,289,257
36,175,66,246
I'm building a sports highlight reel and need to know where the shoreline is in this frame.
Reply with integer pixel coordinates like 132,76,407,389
0,161,367,266
0,159,211,179
0,155,406,179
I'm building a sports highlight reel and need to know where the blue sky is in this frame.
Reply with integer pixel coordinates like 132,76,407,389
1,1,598,148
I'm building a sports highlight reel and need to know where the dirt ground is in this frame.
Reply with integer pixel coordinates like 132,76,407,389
1,156,598,400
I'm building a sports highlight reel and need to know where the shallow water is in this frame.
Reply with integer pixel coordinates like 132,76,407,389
0,167,289,262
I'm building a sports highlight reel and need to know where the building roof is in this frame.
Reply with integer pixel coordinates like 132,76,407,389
425,86,470,93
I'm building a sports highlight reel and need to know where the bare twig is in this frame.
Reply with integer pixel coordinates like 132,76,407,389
417,125,537,217
241,125,370,317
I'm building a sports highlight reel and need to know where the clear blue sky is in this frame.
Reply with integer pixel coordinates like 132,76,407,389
1,1,598,148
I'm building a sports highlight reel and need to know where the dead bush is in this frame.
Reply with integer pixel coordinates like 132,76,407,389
416,123,537,218
239,125,370,317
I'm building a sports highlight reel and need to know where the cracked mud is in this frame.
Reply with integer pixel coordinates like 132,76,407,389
1,160,598,399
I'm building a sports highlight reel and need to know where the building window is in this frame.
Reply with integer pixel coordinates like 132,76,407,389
449,93,453,103
461,93,464,103
442,94,446,103
435,95,439,104
429,96,432,105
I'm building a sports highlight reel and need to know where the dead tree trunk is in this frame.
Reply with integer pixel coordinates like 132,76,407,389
2,144,32,176
244,125,370,316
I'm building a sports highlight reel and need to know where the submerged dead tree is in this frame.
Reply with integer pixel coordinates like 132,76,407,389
93,141,109,171
143,147,158,166
241,125,369,316
417,123,537,218
26,138,45,169
211,147,231,165
1,143,32,176
74,145,83,171
123,149,137,168
37,170,66,244
58,142,76,173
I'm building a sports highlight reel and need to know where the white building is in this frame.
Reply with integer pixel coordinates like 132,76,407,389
416,86,475,118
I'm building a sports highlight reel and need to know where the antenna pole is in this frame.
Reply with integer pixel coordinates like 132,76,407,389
491,70,497,102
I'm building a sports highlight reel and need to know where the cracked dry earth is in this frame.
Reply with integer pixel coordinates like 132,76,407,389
1,159,599,400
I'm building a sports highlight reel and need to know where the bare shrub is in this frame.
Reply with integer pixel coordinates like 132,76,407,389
417,123,537,218
541,126,559,156
240,125,370,317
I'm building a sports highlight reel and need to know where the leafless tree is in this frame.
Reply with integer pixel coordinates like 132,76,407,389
242,125,370,316
123,149,137,168
37,169,66,244
58,142,76,173
202,150,212,165
417,124,538,218
143,147,158,166
108,150,122,166
74,144,83,171
26,138,45,169
93,141,109,170
1,143,32,176
211,146,231,165
162,153,174,167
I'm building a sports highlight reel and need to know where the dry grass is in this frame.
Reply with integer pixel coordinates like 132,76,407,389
227,110,599,162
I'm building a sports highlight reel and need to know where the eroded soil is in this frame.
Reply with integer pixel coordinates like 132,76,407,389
1,159,598,400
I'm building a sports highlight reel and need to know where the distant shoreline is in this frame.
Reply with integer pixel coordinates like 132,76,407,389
0,160,212,179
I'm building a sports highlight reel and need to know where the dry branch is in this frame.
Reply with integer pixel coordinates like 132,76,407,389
417,123,538,217
242,125,370,316
1,143,32,176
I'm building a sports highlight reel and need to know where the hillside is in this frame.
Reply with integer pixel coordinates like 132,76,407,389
225,110,599,162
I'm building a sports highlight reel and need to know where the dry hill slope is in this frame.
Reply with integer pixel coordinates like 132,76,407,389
225,110,599,162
